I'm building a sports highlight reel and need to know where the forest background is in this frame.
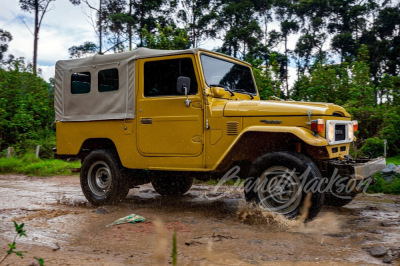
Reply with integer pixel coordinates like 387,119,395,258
1,0,400,161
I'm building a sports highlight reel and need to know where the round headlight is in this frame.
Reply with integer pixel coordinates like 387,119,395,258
348,122,354,140
328,123,334,142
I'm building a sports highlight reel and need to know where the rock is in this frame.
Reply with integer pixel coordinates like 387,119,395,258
395,166,400,174
248,239,264,245
365,229,384,234
383,255,393,264
94,207,109,214
382,164,397,175
365,206,379,211
366,246,388,257
380,221,400,227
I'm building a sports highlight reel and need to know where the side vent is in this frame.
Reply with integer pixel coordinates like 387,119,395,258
227,121,239,135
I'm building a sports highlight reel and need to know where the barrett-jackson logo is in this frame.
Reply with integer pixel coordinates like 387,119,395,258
260,120,283,124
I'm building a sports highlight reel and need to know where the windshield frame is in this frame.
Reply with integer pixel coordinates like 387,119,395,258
200,53,258,96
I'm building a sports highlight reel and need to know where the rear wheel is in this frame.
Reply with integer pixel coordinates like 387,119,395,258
80,150,129,205
151,173,193,196
245,151,324,220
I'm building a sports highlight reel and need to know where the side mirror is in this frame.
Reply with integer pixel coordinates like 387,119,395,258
211,87,226,98
177,76,191,95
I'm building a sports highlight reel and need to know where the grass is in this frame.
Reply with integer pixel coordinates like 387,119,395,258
368,173,400,194
386,155,400,165
0,153,81,177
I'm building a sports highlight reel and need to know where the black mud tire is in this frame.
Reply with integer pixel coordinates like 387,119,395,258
245,151,324,221
80,149,129,205
151,173,193,197
324,192,356,207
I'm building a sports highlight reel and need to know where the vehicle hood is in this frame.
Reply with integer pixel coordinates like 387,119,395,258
223,100,350,117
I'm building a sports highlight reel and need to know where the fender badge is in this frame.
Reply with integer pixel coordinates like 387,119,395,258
260,120,282,124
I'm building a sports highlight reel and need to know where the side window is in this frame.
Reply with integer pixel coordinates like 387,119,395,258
144,58,198,97
71,72,91,94
98,68,119,92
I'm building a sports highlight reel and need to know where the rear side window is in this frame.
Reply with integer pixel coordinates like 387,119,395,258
144,58,198,97
98,68,119,92
71,72,91,94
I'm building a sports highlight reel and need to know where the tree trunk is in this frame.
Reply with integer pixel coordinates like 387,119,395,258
33,0,39,74
99,0,102,54
192,3,196,47
285,36,289,98
129,0,132,51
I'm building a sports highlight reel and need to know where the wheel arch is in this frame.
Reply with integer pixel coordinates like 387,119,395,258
78,138,119,161
214,126,329,173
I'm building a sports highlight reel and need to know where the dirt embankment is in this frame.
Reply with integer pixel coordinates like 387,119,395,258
0,174,399,265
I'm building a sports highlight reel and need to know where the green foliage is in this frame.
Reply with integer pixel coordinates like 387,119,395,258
68,41,98,58
368,173,400,195
0,29,12,61
11,135,56,159
0,60,54,152
386,156,400,165
359,137,384,158
141,25,190,50
249,53,282,100
0,157,80,176
171,230,177,266
0,221,44,265
0,221,27,264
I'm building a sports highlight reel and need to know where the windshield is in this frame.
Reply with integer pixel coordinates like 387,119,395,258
200,54,257,95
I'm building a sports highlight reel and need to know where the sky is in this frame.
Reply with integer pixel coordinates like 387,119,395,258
0,0,298,87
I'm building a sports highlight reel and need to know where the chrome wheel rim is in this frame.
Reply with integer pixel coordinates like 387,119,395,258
88,161,112,197
257,166,302,214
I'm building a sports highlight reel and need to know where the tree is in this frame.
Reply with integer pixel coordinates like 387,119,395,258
274,0,299,98
74,0,107,54
141,24,190,50
177,0,216,47
68,41,98,58
19,0,54,74
0,29,12,61
102,0,127,52
214,0,262,58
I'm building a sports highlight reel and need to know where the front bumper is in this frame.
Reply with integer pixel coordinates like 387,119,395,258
328,157,386,180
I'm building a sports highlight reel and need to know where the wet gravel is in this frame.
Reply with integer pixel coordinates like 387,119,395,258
0,174,399,265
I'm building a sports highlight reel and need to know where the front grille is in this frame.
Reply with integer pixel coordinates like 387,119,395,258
335,124,346,141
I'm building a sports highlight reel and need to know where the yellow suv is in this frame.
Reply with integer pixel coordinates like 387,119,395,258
54,48,385,220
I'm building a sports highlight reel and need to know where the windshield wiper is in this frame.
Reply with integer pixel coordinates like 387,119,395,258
209,84,234,97
236,89,254,99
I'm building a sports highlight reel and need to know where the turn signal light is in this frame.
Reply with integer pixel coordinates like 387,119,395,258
353,120,358,132
311,119,324,134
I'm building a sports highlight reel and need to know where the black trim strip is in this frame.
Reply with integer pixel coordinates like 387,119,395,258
225,114,351,118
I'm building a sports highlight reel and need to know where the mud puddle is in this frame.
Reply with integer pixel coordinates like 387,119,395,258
0,174,399,265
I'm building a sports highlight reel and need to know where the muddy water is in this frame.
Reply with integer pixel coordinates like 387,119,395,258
0,174,399,265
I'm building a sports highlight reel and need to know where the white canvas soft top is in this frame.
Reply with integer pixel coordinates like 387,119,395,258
54,47,248,122
55,47,199,122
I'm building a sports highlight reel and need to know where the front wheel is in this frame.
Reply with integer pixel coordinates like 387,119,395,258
80,150,129,205
245,151,324,220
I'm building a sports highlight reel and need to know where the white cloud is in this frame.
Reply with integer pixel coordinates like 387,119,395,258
0,0,97,77
38,65,55,82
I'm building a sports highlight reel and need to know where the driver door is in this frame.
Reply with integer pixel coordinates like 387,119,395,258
137,55,204,157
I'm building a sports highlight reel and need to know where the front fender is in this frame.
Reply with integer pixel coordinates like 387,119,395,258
241,126,328,146
213,126,328,172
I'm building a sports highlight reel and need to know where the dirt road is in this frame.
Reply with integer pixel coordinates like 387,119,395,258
0,174,399,265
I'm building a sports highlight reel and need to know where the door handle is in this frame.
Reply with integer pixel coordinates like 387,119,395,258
141,118,152,124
